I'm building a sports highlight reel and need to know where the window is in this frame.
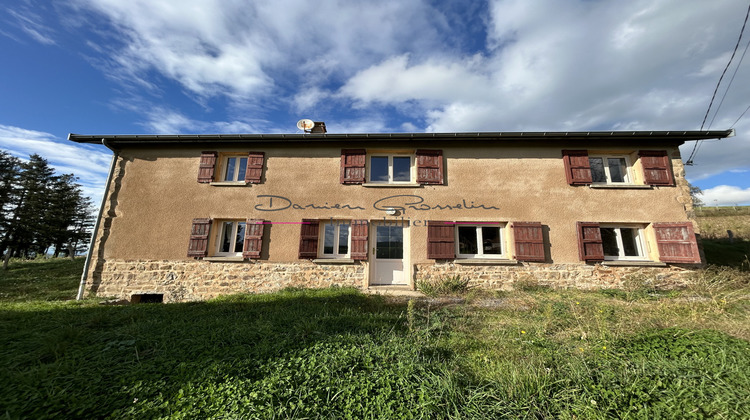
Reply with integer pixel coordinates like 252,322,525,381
456,224,505,258
222,156,247,182
600,226,645,260
369,155,413,184
589,155,631,184
298,219,368,260
197,151,265,184
320,221,351,258
216,221,246,256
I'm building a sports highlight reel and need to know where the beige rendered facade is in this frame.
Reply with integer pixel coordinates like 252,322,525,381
69,130,733,302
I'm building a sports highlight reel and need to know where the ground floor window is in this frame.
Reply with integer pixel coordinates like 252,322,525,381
601,226,645,260
216,221,246,256
321,221,351,258
456,224,504,258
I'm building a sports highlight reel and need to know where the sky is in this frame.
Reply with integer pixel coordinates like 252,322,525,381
1,0,749,207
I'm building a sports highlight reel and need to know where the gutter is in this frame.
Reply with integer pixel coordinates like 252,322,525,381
76,138,118,301
67,129,736,145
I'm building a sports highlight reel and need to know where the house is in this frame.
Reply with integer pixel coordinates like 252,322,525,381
68,128,734,302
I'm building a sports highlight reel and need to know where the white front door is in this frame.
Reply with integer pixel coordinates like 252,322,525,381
371,223,407,285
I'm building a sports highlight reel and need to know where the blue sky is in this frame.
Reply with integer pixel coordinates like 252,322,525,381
1,0,749,206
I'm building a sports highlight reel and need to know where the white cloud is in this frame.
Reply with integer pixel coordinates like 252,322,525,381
6,8,56,45
0,125,111,204
71,0,445,102
699,185,750,206
334,0,750,180
48,0,748,185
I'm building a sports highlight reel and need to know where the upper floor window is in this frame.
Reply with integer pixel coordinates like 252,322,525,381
456,224,505,258
563,150,673,187
589,155,631,184
321,221,351,258
222,156,248,182
197,151,265,184
369,155,413,184
341,149,443,185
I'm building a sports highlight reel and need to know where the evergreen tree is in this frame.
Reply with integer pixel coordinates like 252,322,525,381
1,150,95,267
7,154,55,258
0,151,21,249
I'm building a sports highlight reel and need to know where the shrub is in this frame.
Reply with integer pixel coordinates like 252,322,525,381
417,274,470,296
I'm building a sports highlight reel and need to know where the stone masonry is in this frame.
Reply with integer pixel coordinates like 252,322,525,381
414,262,695,291
91,259,367,302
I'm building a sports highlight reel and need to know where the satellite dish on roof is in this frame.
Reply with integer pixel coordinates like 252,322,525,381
297,119,315,132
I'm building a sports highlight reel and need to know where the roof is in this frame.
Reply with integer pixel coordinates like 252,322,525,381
68,129,735,145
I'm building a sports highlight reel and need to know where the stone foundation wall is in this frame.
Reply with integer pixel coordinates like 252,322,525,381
89,259,367,302
88,259,697,303
415,262,695,290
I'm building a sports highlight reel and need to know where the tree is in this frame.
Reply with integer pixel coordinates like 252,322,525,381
0,151,20,248
0,151,95,268
689,182,704,208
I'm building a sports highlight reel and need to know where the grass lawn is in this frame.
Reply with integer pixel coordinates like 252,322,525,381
1,258,749,419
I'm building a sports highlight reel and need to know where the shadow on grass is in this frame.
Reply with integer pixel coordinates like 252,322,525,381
0,288,445,418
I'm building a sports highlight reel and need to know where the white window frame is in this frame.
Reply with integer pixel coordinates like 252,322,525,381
221,155,248,182
215,220,246,257
319,221,352,259
588,155,632,185
368,154,414,184
600,225,646,261
455,224,506,259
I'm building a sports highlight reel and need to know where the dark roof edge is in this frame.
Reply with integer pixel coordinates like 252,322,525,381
68,129,735,144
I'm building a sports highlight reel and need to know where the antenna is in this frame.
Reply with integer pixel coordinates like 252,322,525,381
296,119,315,133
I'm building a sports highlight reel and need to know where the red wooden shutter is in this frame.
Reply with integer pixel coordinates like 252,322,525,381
245,152,265,184
577,222,604,262
187,218,211,257
562,150,592,185
512,222,545,262
653,222,701,263
340,149,366,184
298,219,320,259
427,221,455,259
639,150,674,186
416,149,444,185
350,220,369,260
197,152,217,183
243,219,264,259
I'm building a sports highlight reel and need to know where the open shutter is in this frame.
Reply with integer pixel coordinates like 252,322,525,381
298,219,320,259
427,221,455,259
513,222,545,262
653,222,701,263
187,218,211,257
243,219,264,259
639,150,674,186
245,152,265,184
416,149,444,185
340,149,366,184
577,222,604,262
350,220,369,260
197,152,217,183
562,150,592,185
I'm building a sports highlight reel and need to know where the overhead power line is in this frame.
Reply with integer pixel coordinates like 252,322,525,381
686,1,750,165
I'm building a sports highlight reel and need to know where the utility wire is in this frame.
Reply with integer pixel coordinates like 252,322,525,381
730,104,750,128
708,37,750,129
686,1,750,165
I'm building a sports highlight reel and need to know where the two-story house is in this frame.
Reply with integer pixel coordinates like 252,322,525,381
69,128,734,302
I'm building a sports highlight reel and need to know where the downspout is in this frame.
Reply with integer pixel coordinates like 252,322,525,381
76,139,118,300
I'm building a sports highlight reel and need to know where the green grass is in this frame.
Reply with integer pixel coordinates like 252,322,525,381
0,257,83,302
1,259,750,418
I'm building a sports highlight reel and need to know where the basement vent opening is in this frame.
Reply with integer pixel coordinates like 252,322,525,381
131,293,164,304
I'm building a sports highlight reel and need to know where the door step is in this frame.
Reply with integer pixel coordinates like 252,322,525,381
366,285,423,297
